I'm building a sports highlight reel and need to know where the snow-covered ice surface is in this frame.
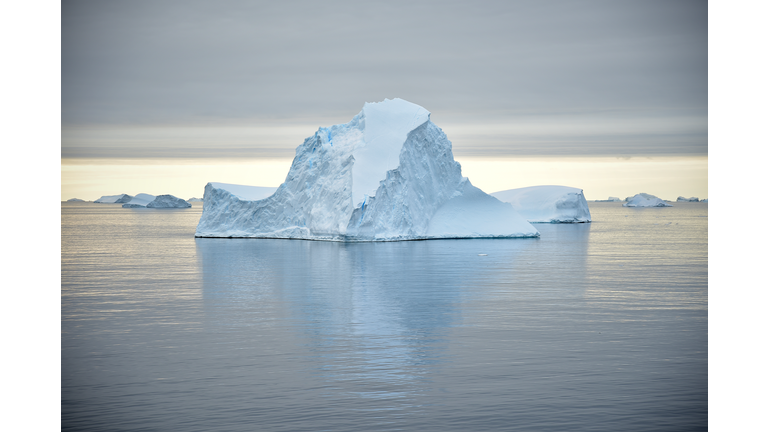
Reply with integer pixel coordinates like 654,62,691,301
491,185,591,223
147,195,191,208
624,193,673,207
196,98,539,241
122,193,156,208
95,194,133,204
676,196,699,202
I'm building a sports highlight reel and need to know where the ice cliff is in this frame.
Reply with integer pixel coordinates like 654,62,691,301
623,193,673,207
491,185,591,223
195,98,539,241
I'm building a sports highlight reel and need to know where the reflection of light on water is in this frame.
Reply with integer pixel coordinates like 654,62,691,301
196,239,537,403
582,203,708,310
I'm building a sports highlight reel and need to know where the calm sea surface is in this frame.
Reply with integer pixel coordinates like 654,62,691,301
61,202,707,431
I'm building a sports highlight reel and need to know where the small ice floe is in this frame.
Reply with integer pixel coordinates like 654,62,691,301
478,253,488,256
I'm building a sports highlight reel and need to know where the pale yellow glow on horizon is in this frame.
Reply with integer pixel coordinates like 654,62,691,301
61,156,708,203
61,158,294,201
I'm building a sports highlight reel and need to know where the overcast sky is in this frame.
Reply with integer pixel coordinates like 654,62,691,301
62,0,707,159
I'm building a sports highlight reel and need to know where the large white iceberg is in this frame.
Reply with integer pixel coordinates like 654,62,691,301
95,193,133,204
196,98,539,241
623,193,673,207
491,185,591,223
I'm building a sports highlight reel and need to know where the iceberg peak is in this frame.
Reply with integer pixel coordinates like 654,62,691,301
354,98,431,205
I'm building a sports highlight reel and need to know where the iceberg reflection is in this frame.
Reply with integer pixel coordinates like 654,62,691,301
195,237,546,397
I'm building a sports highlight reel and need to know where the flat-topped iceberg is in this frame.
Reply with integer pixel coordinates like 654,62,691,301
677,196,700,202
196,98,539,241
491,185,591,223
95,193,133,204
623,193,673,207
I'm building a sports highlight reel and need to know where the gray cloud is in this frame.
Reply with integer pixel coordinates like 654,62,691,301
62,0,707,157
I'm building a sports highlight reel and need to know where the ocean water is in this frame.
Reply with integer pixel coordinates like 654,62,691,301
61,202,707,431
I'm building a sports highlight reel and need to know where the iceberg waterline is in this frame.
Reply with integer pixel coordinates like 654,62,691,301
196,98,539,241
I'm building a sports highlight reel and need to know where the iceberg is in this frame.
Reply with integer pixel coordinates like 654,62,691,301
121,193,156,208
491,185,591,223
676,196,700,202
95,193,133,204
196,98,539,241
66,198,85,202
121,193,191,208
187,197,203,203
146,194,191,208
623,193,673,207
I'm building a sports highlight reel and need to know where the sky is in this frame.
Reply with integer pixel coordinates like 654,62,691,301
60,0,708,201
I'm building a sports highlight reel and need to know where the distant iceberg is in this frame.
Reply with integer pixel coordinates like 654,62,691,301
148,195,191,208
66,198,85,202
196,98,539,241
187,197,203,202
676,196,700,202
491,185,591,223
95,194,133,204
122,193,156,208
122,193,191,208
623,193,673,207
